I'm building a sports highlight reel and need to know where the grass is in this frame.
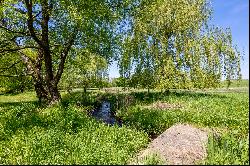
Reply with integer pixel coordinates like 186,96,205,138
202,132,249,165
220,79,249,88
0,96,148,164
115,92,248,134
133,153,165,165
0,85,249,164
105,90,249,164
0,91,37,103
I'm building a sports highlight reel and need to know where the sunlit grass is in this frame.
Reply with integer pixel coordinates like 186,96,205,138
0,103,148,164
220,79,249,88
0,85,248,164
114,90,249,165
0,91,37,103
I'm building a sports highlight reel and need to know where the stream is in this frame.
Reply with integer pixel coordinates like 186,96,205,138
91,101,122,127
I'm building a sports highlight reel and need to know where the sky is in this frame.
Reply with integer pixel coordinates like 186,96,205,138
108,0,249,79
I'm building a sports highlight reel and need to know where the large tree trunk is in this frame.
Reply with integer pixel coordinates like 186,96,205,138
33,75,61,105
34,80,49,104
20,50,61,105
23,0,76,105
34,77,61,105
40,0,61,104
33,77,61,105
48,84,61,104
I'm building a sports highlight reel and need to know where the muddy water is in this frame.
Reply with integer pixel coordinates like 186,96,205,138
91,101,122,126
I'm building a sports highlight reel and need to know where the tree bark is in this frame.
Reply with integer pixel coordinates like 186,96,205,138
34,79,49,104
48,85,61,104
19,51,49,104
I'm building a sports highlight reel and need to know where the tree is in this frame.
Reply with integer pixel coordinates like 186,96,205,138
59,48,108,93
0,52,33,93
0,0,120,104
119,0,241,91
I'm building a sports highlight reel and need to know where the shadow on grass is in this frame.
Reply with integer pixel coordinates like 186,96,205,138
0,89,231,138
98,90,229,112
0,91,98,109
61,91,101,108
0,88,229,110
0,101,39,109
0,100,91,142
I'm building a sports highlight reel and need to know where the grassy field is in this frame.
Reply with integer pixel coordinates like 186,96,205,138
220,79,249,88
0,84,249,164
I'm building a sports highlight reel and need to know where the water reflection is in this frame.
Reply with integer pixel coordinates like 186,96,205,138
92,101,122,126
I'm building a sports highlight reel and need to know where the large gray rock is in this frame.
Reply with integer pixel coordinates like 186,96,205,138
130,124,208,165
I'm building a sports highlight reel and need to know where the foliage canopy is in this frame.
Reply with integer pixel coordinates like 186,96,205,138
0,0,242,102
119,0,241,90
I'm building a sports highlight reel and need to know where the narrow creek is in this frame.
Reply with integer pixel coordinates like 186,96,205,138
91,101,122,127
91,101,159,140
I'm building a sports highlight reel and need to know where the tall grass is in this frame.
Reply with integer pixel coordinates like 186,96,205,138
0,88,248,164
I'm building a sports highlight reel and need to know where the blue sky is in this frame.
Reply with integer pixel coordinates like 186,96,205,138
212,0,249,79
108,0,249,79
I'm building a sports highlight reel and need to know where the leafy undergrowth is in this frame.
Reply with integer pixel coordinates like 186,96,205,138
0,103,148,164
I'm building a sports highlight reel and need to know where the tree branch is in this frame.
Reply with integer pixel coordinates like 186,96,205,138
14,7,27,14
0,36,18,48
24,0,43,47
33,11,42,19
0,60,22,73
54,30,78,84
0,46,39,54
0,74,27,77
0,25,29,36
